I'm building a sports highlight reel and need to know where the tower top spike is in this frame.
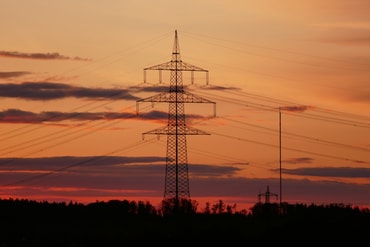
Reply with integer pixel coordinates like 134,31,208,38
172,30,181,62
143,30,209,84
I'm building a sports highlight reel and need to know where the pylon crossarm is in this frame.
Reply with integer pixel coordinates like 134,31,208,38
137,91,217,109
183,126,210,135
137,92,171,103
176,61,208,72
143,125,210,136
144,61,208,72
182,92,216,117
144,61,172,71
182,91,215,104
143,126,169,136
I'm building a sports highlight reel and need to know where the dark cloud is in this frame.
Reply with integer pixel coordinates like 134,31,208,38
0,156,166,194
0,109,171,123
279,105,313,112
136,110,168,120
137,110,206,122
0,82,139,101
0,156,240,187
282,167,370,178
129,85,169,93
0,156,369,207
198,85,241,91
0,156,165,170
129,84,241,93
188,175,370,207
0,157,238,191
0,108,211,124
283,157,314,164
0,108,207,124
0,51,91,61
190,164,241,177
0,71,31,78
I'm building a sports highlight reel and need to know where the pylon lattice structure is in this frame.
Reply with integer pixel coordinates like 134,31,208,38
136,30,216,203
258,185,278,204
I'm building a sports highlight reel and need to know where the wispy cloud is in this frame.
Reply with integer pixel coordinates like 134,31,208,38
0,109,136,123
184,173,370,207
283,157,314,164
0,82,209,101
134,84,242,92
0,157,237,191
198,85,242,91
0,82,139,101
0,51,91,61
0,156,166,193
129,85,169,93
0,156,165,171
190,164,241,177
313,21,370,46
0,156,369,207
279,105,313,112
283,167,370,178
0,109,140,123
0,108,207,124
0,71,31,78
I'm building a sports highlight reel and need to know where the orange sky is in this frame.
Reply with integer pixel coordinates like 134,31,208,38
0,0,369,212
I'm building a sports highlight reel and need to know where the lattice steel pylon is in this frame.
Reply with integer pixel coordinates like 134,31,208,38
258,186,278,204
136,30,216,204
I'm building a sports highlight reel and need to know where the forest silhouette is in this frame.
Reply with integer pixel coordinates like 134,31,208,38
0,197,369,246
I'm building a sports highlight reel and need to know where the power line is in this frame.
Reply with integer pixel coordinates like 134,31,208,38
1,137,158,187
208,130,370,165
190,86,370,129
180,30,370,69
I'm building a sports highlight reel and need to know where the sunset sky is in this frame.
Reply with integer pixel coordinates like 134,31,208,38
0,0,369,212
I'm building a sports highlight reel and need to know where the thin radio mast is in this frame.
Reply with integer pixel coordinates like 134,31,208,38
279,108,282,210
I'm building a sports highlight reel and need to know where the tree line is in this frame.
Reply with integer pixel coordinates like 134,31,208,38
0,197,369,246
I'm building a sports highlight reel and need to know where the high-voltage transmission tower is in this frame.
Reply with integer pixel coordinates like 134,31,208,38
136,30,216,205
258,185,278,204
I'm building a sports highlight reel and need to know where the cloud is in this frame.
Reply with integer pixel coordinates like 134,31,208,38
0,109,137,123
198,85,242,91
313,22,370,46
282,157,314,164
136,110,168,120
0,156,240,188
130,84,241,93
0,82,139,101
128,84,231,94
186,175,370,207
279,105,313,112
0,156,238,191
0,71,31,78
0,82,222,103
129,85,169,93
0,156,165,171
282,167,370,178
0,108,208,124
190,164,241,177
0,51,91,61
0,156,369,208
